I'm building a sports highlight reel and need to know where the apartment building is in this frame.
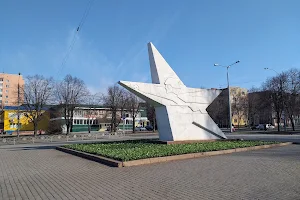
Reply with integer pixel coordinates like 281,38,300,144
207,87,248,128
0,73,24,107
230,87,248,126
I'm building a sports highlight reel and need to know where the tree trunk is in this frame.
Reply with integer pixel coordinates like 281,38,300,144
290,115,295,131
66,123,70,135
111,111,117,132
277,112,280,132
110,117,113,133
153,116,156,132
33,121,38,137
70,120,73,133
109,112,113,133
132,115,135,133
88,119,91,133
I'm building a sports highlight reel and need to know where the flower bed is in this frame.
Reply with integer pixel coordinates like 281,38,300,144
64,140,279,161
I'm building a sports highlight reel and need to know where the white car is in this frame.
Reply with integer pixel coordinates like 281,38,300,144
266,124,275,129
256,124,275,130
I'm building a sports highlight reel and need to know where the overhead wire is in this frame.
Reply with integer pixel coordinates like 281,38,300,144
57,0,95,76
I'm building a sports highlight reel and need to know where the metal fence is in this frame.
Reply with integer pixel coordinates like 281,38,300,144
0,131,126,146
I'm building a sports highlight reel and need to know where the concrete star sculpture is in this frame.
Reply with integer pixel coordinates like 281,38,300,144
119,43,226,141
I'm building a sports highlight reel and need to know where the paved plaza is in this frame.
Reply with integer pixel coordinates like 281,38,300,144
0,135,299,200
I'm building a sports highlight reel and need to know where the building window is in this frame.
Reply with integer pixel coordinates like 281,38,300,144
0,89,2,92
0,83,2,86
79,120,83,124
6,85,9,88
0,94,2,97
125,113,129,117
6,80,9,82
5,90,8,93
5,101,8,104
234,119,237,123
5,95,8,98
0,78,3,81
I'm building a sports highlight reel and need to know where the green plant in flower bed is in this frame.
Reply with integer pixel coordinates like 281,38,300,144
64,140,279,161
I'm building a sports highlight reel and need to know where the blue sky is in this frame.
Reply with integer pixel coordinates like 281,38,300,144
1,0,300,93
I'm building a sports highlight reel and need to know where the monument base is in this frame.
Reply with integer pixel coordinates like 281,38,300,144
155,139,240,145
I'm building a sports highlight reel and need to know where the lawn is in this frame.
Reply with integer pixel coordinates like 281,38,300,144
64,140,278,161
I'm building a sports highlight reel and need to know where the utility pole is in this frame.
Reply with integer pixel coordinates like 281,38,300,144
226,67,233,133
17,73,21,137
214,61,240,133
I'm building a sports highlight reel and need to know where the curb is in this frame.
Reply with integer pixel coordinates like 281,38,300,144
56,142,292,168
56,147,122,167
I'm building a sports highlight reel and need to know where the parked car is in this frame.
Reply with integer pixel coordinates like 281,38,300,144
256,124,265,130
266,124,275,129
140,127,147,131
135,126,147,131
145,125,153,131
256,124,275,130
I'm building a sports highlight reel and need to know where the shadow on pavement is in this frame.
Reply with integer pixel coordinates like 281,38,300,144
2,145,56,151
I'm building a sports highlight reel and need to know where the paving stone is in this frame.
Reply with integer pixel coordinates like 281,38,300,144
0,140,299,199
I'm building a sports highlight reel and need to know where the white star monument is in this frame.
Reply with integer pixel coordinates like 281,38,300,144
119,43,227,141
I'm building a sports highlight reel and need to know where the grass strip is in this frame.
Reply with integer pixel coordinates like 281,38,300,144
64,140,278,161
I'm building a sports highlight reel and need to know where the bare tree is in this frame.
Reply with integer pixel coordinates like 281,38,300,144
102,85,127,132
283,68,300,131
126,92,142,133
263,74,286,132
21,75,54,136
56,75,89,135
145,102,156,131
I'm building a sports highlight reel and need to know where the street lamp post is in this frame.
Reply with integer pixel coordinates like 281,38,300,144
214,61,240,133
264,68,286,131
17,73,21,138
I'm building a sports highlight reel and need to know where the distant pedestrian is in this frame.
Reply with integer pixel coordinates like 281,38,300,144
232,124,235,132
